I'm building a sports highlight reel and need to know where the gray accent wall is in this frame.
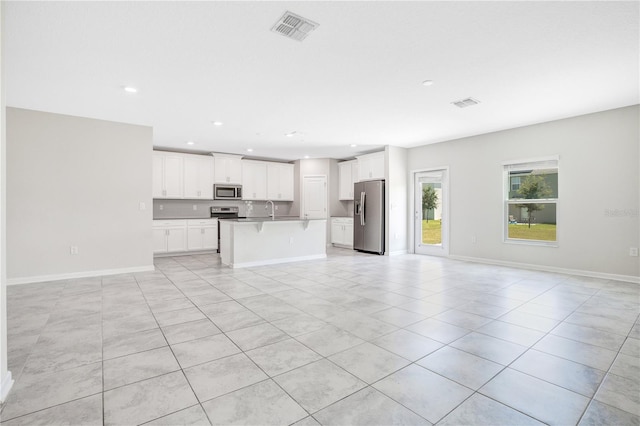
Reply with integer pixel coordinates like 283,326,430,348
6,108,154,283
407,105,640,278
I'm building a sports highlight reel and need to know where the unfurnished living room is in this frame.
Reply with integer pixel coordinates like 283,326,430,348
0,1,638,425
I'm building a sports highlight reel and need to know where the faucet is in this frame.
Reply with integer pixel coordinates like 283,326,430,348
266,200,275,220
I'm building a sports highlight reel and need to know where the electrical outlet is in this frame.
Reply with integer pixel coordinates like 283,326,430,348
139,202,146,211
471,236,477,244
275,205,279,210
159,205,164,211
630,247,639,257
193,205,197,211
70,246,79,255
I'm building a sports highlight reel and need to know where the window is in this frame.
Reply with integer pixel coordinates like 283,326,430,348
510,176,521,192
504,157,558,245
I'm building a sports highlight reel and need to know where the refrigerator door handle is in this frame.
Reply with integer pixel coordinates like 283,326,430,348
360,192,365,226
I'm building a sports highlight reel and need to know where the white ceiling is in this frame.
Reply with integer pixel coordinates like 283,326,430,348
5,1,639,161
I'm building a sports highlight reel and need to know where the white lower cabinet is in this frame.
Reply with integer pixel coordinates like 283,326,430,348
187,219,218,251
153,219,218,254
331,217,354,247
153,220,187,254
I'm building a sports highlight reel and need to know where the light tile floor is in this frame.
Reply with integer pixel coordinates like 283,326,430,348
1,248,639,425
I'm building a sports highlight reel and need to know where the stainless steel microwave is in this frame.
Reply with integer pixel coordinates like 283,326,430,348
214,184,242,200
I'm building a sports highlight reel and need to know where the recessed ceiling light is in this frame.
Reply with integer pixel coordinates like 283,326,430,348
286,131,297,137
212,121,223,126
350,144,357,148
303,155,309,159
123,86,138,93
422,80,434,86
247,148,253,152
186,141,195,145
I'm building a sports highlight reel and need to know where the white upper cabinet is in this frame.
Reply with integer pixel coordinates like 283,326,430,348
241,160,294,201
267,163,294,201
242,160,268,200
214,154,243,184
153,151,184,199
183,154,214,199
338,160,358,200
357,151,385,181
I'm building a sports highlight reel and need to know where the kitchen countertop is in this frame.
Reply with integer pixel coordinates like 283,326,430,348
221,217,322,222
153,217,214,220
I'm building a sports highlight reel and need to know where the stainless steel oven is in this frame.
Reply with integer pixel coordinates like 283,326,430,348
211,206,240,252
214,184,242,200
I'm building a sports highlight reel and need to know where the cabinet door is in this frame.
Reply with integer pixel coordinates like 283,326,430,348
278,164,294,200
152,153,165,198
215,156,243,184
338,162,353,200
351,163,359,197
198,157,214,198
187,227,204,250
357,153,384,181
357,156,371,181
163,154,184,198
331,222,343,245
152,228,168,253
343,223,354,247
202,226,218,250
266,163,279,200
166,228,187,252
268,163,294,200
228,157,243,184
243,161,268,200
185,155,214,199
183,155,200,199
370,153,385,179
214,157,228,183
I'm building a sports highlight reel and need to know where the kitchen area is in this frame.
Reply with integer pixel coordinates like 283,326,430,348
152,149,389,268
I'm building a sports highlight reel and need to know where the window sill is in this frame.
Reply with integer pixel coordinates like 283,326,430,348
504,238,558,248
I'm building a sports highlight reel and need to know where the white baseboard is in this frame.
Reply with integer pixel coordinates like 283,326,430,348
7,265,156,286
389,249,408,256
448,255,639,284
229,254,327,269
0,371,14,403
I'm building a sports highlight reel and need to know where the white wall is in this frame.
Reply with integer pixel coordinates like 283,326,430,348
386,146,409,255
407,105,640,279
6,108,154,283
0,1,13,402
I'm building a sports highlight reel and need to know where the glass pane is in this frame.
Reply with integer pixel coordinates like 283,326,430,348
508,203,557,241
421,182,442,245
508,168,558,200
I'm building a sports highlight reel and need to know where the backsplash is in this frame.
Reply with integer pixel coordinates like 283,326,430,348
153,199,293,219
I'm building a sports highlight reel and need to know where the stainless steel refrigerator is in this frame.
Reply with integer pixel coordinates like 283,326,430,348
354,179,385,255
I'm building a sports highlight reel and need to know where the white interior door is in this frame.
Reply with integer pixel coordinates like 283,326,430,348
414,169,448,256
302,176,327,219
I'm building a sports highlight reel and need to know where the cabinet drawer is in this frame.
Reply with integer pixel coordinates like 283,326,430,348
187,219,218,227
331,217,353,225
153,220,187,228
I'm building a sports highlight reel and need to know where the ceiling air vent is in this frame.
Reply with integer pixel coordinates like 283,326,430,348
452,98,481,108
271,11,319,42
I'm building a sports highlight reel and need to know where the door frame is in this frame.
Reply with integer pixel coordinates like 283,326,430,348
410,166,450,257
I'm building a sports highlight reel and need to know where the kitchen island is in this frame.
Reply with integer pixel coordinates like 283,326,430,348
219,218,327,268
